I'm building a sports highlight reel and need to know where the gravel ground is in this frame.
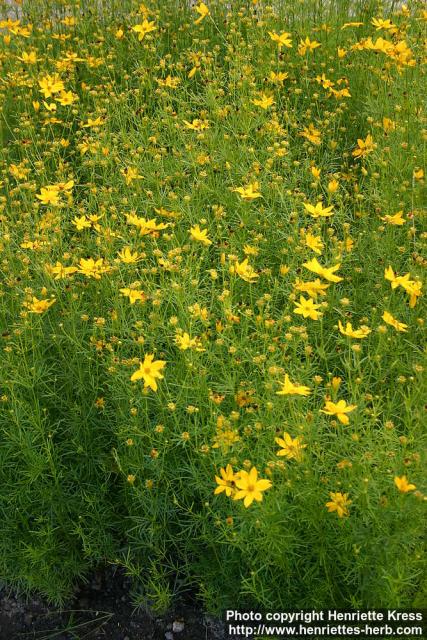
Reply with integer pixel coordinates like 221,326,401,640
0,567,231,640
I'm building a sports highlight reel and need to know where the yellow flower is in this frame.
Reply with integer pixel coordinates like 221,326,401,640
275,432,307,461
120,288,146,304
17,51,39,64
382,311,407,332
38,73,64,98
82,116,104,128
36,186,60,206
214,464,236,497
46,262,78,280
276,374,311,397
298,36,321,55
174,332,205,352
72,215,92,231
231,258,258,283
269,71,288,84
300,124,321,145
303,258,343,282
121,166,143,185
394,475,416,493
190,225,212,246
326,492,351,517
126,214,168,236
78,257,110,279
294,295,322,320
380,210,405,225
268,30,292,50
233,467,272,507
338,320,371,339
116,247,144,264
327,178,339,193
194,2,210,25
183,118,209,131
321,400,357,425
305,233,324,255
130,354,166,391
303,201,334,218
232,181,262,200
132,19,156,41
23,297,56,314
384,266,422,307
252,93,275,110
56,90,78,106
352,134,374,158
294,279,330,298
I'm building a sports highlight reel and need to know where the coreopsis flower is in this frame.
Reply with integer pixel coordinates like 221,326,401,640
326,492,351,517
82,116,104,128
294,279,330,298
194,2,210,25
231,258,258,283
132,19,156,40
371,17,397,32
303,258,343,283
233,467,272,507
77,257,110,279
116,247,144,264
126,214,168,236
338,321,371,339
327,178,339,193
275,432,307,461
276,374,311,397
38,73,64,98
298,36,321,55
232,181,262,200
131,354,166,391
36,186,60,206
120,288,147,304
380,210,405,225
394,475,416,493
189,225,212,245
352,134,374,158
305,233,324,255
23,297,56,314
303,201,334,218
382,311,407,332
294,295,322,320
121,166,143,185
72,215,92,231
321,400,357,425
214,465,236,497
268,30,292,50
269,71,289,84
384,267,422,307
46,262,78,280
183,118,209,131
17,51,39,64
300,124,322,145
56,90,78,106
174,332,205,352
252,93,275,110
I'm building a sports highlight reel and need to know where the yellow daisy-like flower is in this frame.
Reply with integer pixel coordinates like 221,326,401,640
233,467,272,508
130,354,166,391
275,432,307,461
321,400,357,425
325,491,351,517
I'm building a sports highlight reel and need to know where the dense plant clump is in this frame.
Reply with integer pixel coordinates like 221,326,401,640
0,0,426,613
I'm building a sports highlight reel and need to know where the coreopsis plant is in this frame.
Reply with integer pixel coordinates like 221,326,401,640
0,0,424,615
